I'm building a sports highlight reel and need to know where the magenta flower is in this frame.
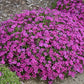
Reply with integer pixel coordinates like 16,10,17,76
0,72,2,77
1,59,5,64
59,74,64,80
39,42,43,47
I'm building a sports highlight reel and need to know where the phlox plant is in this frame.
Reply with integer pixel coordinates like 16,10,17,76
0,1,84,84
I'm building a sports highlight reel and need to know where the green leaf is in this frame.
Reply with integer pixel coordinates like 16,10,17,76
45,55,51,61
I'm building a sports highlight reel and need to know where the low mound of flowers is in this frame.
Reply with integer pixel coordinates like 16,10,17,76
0,1,84,84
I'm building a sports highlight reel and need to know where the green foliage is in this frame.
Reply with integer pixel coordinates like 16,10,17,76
0,65,21,84
51,0,58,9
45,55,51,61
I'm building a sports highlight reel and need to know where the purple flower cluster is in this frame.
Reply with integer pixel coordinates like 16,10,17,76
0,1,84,84
56,0,84,26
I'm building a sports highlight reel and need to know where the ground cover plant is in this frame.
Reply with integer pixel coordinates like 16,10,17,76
0,0,84,84
0,64,21,84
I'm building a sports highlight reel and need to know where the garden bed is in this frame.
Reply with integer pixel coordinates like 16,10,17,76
0,0,84,84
